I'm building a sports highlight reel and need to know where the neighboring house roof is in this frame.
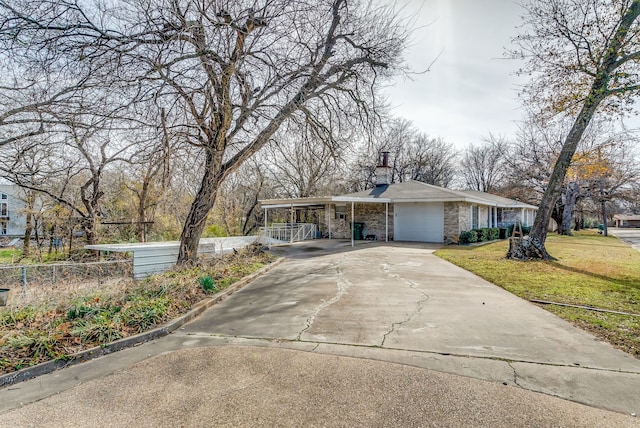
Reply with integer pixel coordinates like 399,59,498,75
261,180,538,209
460,190,538,209
613,214,640,221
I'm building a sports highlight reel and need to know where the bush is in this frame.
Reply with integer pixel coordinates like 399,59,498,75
499,228,508,239
202,224,228,238
476,228,491,242
198,275,216,292
459,230,478,244
489,227,499,240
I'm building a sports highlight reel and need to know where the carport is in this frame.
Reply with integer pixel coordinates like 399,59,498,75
260,196,392,247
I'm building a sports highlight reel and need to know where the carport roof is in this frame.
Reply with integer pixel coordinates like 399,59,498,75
260,181,537,209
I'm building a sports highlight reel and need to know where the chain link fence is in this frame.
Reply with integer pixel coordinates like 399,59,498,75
0,260,133,291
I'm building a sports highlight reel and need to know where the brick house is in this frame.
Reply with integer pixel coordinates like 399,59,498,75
260,180,538,244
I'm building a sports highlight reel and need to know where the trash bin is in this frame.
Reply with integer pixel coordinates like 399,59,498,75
0,289,9,306
352,222,365,240
597,224,604,234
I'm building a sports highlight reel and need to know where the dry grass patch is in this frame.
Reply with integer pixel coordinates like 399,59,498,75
0,249,276,374
435,230,640,358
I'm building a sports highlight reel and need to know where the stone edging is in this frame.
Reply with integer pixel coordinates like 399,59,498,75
0,257,284,388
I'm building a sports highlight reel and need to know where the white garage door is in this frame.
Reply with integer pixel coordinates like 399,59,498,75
394,202,444,243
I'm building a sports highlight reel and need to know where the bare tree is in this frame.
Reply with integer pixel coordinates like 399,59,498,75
460,135,507,192
507,0,640,259
404,136,458,187
265,119,346,198
347,117,457,189
0,0,408,264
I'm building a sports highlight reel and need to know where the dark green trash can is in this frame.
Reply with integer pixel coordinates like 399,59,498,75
352,222,365,240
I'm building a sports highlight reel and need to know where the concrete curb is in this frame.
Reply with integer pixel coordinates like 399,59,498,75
0,257,285,388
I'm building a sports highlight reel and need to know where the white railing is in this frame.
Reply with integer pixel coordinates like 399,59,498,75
259,223,318,246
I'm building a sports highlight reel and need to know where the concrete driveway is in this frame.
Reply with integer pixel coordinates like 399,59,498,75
610,227,640,252
1,240,639,426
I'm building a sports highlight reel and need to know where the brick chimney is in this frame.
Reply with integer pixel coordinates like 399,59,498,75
374,151,391,186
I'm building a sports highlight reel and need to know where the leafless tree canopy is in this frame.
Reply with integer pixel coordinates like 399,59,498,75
0,0,409,263
347,118,458,190
460,135,507,193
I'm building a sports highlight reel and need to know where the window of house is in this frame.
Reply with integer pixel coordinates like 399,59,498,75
335,205,346,220
471,205,479,229
0,221,6,235
0,193,7,217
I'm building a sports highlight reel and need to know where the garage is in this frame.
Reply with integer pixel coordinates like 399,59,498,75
394,202,444,243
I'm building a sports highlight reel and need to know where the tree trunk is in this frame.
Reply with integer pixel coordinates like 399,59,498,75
23,209,33,257
137,181,148,243
507,0,640,260
559,182,580,235
22,191,35,257
177,154,222,265
551,199,564,234
507,96,603,260
83,217,97,246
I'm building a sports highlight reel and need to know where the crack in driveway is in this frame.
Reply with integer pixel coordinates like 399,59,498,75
177,332,640,375
296,259,352,341
508,362,522,387
380,263,430,347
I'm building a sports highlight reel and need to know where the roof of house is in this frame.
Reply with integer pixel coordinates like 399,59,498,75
613,214,640,221
261,180,537,209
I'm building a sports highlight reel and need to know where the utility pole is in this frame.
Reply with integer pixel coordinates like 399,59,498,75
600,179,608,237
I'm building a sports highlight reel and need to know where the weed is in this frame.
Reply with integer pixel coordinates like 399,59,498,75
121,297,169,332
71,318,123,343
0,250,274,373
198,275,216,293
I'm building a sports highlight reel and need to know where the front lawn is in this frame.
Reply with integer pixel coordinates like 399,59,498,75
435,230,640,358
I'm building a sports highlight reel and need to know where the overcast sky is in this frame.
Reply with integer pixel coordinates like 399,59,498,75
383,0,527,149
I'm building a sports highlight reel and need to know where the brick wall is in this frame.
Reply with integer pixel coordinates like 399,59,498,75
458,202,472,232
319,203,393,240
444,202,459,243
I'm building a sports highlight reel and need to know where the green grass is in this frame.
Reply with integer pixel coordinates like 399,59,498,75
435,230,640,357
0,249,21,264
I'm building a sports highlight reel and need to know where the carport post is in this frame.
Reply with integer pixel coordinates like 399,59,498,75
328,204,332,239
351,201,354,247
290,204,294,243
385,202,389,242
264,207,268,247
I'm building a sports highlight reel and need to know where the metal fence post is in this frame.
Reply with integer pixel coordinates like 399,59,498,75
21,266,27,296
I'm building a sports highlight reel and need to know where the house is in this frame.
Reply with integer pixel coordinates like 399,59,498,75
0,183,26,239
613,214,640,228
260,180,538,245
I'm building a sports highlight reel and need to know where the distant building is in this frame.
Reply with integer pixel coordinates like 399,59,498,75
0,183,26,238
613,214,640,228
